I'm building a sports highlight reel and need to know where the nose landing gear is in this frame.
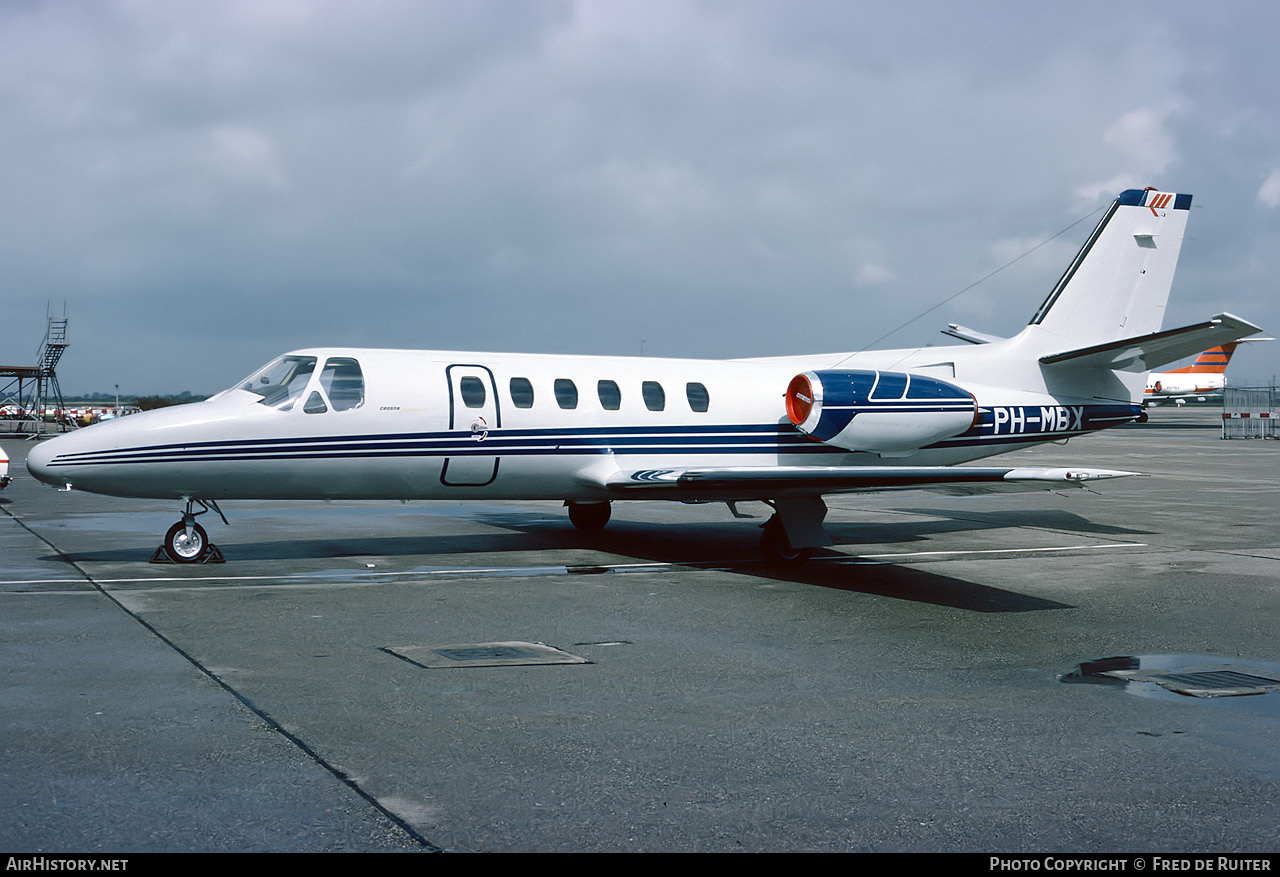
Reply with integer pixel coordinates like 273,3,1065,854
164,519,208,561
151,498,227,564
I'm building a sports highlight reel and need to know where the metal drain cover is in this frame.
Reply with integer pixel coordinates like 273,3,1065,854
385,641,589,669
1066,655,1280,698
1120,668,1280,698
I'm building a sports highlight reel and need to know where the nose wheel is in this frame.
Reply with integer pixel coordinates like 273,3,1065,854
152,499,227,564
164,520,209,562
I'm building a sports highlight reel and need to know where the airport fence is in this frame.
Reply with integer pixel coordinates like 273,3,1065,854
1222,387,1278,439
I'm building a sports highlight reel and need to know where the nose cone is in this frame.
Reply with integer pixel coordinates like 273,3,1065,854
26,420,142,491
22,398,244,499
26,436,67,488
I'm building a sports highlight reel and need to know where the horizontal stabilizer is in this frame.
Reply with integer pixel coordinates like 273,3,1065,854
606,465,1138,499
1039,313,1264,373
943,324,1005,345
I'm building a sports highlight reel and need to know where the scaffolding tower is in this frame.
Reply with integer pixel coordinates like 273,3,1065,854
0,310,71,436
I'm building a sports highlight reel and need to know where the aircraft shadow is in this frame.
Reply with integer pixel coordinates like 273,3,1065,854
572,523,1072,613
747,556,1072,613
850,507,1153,541
56,513,1074,614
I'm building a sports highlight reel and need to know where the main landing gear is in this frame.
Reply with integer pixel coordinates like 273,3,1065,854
566,500,612,531
562,497,826,566
761,514,812,566
152,498,227,564
759,496,830,566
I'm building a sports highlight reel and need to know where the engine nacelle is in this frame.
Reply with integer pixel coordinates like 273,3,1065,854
785,369,978,454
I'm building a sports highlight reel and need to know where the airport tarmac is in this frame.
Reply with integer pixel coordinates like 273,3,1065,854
1,407,1277,852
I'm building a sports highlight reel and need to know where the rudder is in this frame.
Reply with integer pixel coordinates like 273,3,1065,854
1028,188,1192,347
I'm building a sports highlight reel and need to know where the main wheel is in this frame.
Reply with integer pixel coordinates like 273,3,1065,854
164,521,208,563
761,515,811,565
567,501,612,531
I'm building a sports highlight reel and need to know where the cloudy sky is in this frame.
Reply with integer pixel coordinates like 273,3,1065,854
3,0,1278,395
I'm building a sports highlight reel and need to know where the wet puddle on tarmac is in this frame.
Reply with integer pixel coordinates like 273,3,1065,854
1062,653,1280,715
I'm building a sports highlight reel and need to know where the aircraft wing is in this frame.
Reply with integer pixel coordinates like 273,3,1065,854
602,465,1139,499
1039,313,1263,373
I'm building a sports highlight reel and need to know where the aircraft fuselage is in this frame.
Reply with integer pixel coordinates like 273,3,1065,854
27,345,1138,503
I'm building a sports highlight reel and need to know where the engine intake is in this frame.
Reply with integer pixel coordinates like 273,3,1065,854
786,370,978,454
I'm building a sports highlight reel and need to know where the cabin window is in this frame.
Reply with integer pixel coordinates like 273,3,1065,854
686,382,709,412
241,355,317,410
320,357,364,411
303,391,328,414
510,377,534,408
642,381,665,411
597,380,621,410
554,379,578,409
459,376,487,408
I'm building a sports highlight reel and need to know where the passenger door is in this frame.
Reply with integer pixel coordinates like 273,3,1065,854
441,364,501,486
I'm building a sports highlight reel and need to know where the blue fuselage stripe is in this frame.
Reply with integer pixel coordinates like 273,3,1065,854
46,424,841,467
44,405,1140,468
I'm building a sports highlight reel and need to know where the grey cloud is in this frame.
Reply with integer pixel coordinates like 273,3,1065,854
3,0,1278,393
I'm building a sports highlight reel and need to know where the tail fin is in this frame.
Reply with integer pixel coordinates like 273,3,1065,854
1027,188,1191,347
1166,343,1237,374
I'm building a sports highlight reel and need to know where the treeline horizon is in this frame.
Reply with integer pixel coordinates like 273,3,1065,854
62,391,208,410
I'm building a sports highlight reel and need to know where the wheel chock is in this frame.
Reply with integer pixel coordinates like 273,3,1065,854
149,542,226,564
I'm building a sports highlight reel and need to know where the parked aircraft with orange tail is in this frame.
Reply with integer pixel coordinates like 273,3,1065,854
1144,340,1271,405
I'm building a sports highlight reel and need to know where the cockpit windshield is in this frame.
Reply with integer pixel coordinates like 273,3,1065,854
238,356,317,410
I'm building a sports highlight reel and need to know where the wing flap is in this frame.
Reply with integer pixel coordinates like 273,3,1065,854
605,465,1138,499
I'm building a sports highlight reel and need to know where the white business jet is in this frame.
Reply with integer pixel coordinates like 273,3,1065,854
27,188,1264,564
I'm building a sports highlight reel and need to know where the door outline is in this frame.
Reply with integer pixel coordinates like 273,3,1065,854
440,364,502,487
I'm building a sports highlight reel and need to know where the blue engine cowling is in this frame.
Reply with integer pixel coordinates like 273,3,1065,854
786,370,979,454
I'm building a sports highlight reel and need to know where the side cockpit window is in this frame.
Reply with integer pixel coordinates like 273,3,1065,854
238,355,365,413
320,357,365,411
241,356,317,410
